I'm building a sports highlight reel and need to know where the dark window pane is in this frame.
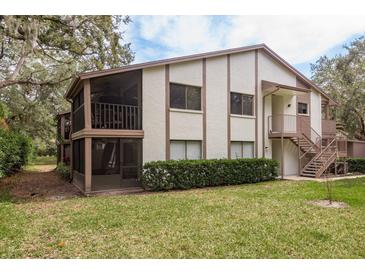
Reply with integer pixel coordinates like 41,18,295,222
187,86,201,110
242,95,254,116
170,83,186,109
91,71,141,106
92,138,120,175
231,92,242,115
298,102,308,114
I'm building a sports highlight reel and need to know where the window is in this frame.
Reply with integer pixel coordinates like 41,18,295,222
170,140,202,160
230,141,255,159
170,83,201,110
230,92,254,116
298,102,308,115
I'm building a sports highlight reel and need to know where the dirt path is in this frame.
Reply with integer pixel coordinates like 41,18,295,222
0,164,81,201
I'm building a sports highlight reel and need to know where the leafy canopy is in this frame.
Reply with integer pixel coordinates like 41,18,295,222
0,15,134,149
311,36,365,140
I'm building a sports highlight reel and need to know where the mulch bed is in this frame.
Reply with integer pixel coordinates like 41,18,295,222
0,166,82,201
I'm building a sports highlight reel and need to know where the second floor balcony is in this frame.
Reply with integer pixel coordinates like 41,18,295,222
268,114,337,139
91,102,141,130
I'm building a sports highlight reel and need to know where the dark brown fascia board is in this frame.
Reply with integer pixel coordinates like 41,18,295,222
65,43,337,105
65,44,265,99
262,80,311,93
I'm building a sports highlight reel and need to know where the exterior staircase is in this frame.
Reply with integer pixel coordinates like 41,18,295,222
290,135,338,178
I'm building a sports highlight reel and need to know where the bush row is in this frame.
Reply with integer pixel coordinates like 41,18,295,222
0,129,33,177
141,158,279,191
56,162,71,181
347,158,365,173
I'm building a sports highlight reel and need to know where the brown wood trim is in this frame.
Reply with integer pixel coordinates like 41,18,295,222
84,137,91,193
202,58,207,159
165,64,170,160
262,80,310,93
255,49,259,158
84,79,91,129
71,129,144,140
227,54,231,159
66,44,336,106
66,78,84,100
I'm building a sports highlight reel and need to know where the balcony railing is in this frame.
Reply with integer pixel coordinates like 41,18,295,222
268,114,297,137
91,102,141,130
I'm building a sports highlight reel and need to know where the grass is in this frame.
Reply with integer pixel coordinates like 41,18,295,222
0,175,364,258
26,156,56,171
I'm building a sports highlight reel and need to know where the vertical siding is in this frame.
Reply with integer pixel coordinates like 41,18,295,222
206,56,228,159
142,66,166,163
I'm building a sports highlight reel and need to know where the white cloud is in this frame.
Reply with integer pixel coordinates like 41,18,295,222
129,15,365,64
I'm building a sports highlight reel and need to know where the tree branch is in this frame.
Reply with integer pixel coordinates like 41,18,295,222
0,76,73,89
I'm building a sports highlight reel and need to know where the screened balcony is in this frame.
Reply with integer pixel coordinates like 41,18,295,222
90,70,142,130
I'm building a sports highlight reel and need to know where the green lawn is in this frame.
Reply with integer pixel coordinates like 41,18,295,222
0,177,364,258
26,156,56,171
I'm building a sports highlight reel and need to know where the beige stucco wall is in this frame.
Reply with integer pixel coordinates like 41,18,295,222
140,49,314,171
230,52,255,93
310,90,322,139
272,139,298,176
230,116,255,141
170,110,203,140
142,66,166,163
206,56,228,159
229,52,256,147
258,50,297,159
170,60,202,87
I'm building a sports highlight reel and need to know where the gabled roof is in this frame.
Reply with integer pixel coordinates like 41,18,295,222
65,43,335,104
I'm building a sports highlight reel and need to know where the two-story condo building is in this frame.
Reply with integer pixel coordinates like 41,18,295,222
65,44,347,194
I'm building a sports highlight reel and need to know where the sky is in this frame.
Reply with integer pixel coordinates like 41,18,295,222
124,15,365,78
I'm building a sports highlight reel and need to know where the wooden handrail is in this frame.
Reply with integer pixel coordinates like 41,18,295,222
91,102,141,130
302,137,336,173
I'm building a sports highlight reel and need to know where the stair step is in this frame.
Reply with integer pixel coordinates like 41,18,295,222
301,173,316,177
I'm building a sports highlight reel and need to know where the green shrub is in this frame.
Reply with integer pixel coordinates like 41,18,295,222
56,163,71,181
141,158,279,191
347,158,365,173
0,129,33,177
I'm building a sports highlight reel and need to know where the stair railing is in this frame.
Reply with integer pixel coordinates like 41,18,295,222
299,135,319,171
315,138,337,177
301,137,336,177
300,118,322,152
298,119,322,173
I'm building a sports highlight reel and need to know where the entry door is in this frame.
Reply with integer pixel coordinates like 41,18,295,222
119,139,142,187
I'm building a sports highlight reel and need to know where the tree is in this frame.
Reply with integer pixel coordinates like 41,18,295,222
311,36,365,140
0,16,134,148
0,15,134,89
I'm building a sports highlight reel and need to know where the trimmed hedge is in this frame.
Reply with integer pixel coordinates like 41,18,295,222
141,158,279,191
0,129,33,177
347,158,365,173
